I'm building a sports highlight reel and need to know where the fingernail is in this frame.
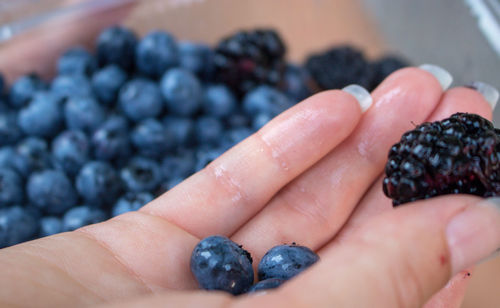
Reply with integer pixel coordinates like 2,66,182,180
466,81,499,110
342,84,373,113
419,64,453,90
446,197,500,275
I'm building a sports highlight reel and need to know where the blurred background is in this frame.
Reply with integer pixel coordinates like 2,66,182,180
0,0,499,307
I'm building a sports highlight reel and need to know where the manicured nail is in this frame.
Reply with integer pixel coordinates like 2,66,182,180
419,64,453,90
342,84,372,113
446,197,500,275
466,81,499,110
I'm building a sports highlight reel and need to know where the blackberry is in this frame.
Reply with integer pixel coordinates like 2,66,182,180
371,55,409,89
214,29,286,94
383,113,500,206
305,46,373,91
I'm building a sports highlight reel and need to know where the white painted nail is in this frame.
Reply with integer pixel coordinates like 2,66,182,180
419,64,453,90
467,81,499,110
342,84,373,113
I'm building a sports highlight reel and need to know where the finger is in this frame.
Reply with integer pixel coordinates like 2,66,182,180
142,90,363,237
423,269,473,308
232,67,444,260
237,195,500,308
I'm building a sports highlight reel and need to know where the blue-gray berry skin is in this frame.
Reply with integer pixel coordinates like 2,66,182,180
62,206,106,231
119,79,164,122
242,85,292,117
163,116,195,147
178,41,215,79
52,130,89,177
190,235,254,295
282,64,311,102
161,153,195,180
252,113,272,130
136,30,179,78
91,65,127,106
16,137,52,175
195,148,224,172
76,161,122,208
220,128,253,150
195,116,224,146
51,74,93,100
120,157,161,193
131,118,173,159
160,68,202,116
91,116,131,162
0,168,24,206
8,74,46,109
248,278,284,292
57,47,97,76
64,96,106,133
111,192,154,217
18,92,63,138
96,26,138,71
39,216,63,237
0,206,39,248
258,244,319,281
27,170,77,215
0,111,23,146
202,85,237,118
0,147,28,177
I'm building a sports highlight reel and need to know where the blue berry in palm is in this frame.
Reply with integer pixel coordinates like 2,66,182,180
0,168,24,206
76,161,122,208
119,78,163,122
371,55,409,89
27,170,77,215
202,85,237,118
91,115,131,161
96,26,138,71
0,110,23,146
0,206,39,248
51,74,93,99
243,85,292,117
161,152,195,180
64,96,106,133
195,116,224,145
8,74,46,109
0,147,28,177
91,65,127,106
136,30,179,78
57,47,97,76
179,41,215,79
111,192,154,216
120,157,161,193
62,206,106,231
16,137,52,175
258,244,319,281
163,116,195,147
282,64,312,102
190,235,254,295
18,92,63,138
52,130,89,176
248,278,284,292
39,216,63,237
160,68,202,116
131,118,173,159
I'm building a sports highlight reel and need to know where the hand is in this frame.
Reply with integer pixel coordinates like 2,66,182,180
1,67,499,308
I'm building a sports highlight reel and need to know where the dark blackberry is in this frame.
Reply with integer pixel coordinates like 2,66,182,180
371,55,410,89
214,29,286,94
383,113,500,206
305,46,373,91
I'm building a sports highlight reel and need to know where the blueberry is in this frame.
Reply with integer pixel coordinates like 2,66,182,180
243,85,292,117
202,85,237,118
0,110,23,145
161,153,195,179
27,170,77,215
64,96,106,133
136,30,179,78
0,73,4,95
190,235,254,295
195,116,224,145
0,168,24,206
178,41,215,79
131,118,173,159
248,278,284,292
91,115,131,161
76,161,122,207
51,74,93,99
120,157,161,193
162,177,184,191
225,112,250,129
0,206,39,248
118,78,163,122
39,216,63,237
111,192,154,216
163,116,195,147
258,244,319,281
0,147,28,177
16,137,52,175
18,92,63,138
57,47,97,76
195,148,224,172
96,26,138,71
160,68,202,116
252,113,272,130
62,206,106,231
91,65,127,105
282,64,311,102
8,74,46,109
220,128,252,150
52,130,89,176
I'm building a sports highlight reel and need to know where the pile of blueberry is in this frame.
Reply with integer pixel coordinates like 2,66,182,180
190,235,319,294
0,26,407,248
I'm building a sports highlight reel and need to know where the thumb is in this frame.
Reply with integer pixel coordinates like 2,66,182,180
238,196,500,308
